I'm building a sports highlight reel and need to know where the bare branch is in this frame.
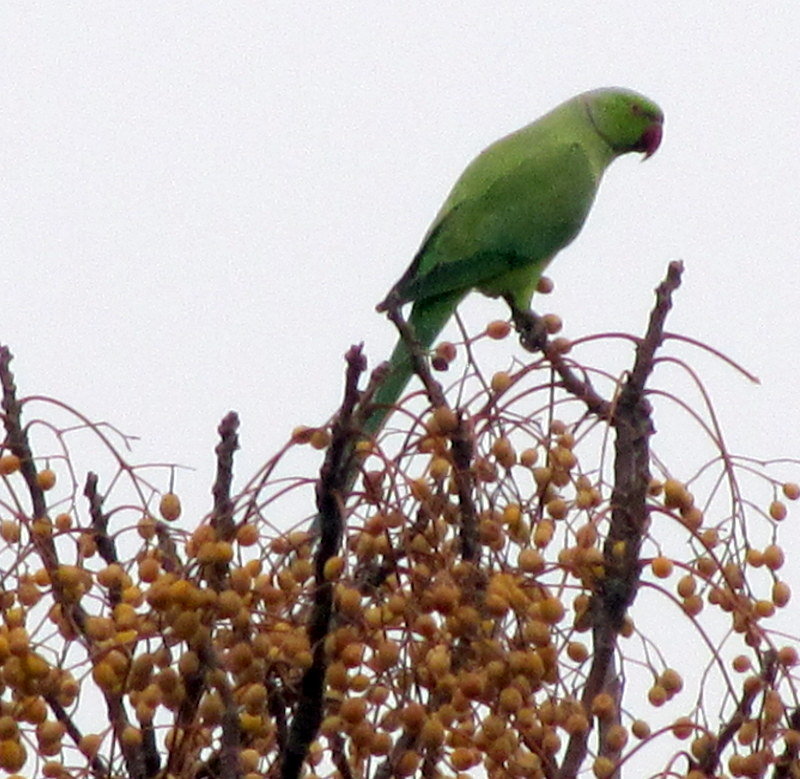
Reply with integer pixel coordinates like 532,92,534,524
281,345,367,779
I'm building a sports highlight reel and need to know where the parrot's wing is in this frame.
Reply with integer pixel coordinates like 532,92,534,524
383,144,595,308
376,202,519,309
393,242,529,305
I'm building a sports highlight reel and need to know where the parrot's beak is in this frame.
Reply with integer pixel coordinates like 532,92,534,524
640,121,663,159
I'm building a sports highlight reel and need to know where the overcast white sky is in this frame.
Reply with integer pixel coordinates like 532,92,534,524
2,4,800,776
1,3,798,522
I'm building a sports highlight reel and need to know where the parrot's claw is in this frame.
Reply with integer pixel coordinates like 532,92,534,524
507,302,548,352
376,290,401,314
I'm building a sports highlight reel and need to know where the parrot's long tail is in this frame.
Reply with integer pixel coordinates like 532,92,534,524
363,290,463,435
309,291,462,537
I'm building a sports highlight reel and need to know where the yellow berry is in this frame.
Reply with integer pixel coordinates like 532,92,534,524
542,313,562,334
8,627,29,656
399,702,426,733
552,337,572,354
763,544,785,570
546,498,568,520
773,581,791,607
0,739,26,772
651,556,673,579
370,731,392,755
451,746,479,770
395,750,421,776
677,575,696,598
0,718,16,740
701,532,720,553
567,641,589,663
490,371,512,393
339,697,367,725
92,660,122,693
564,712,589,735
591,692,616,720
678,507,702,531
240,748,261,772
429,456,450,481
432,406,458,434
647,685,667,707
0,521,19,543
593,756,616,778
310,428,331,450
732,655,751,673
671,716,694,739
519,548,544,574
533,519,554,548
769,500,787,521
435,341,457,365
336,586,361,619
214,541,233,564
0,455,21,475
138,558,161,583
754,600,775,618
539,596,565,624
486,320,511,339
783,482,800,500
498,686,523,713
419,717,445,749
121,726,142,748
291,425,315,444
159,492,182,521
37,719,66,746
777,646,798,666
36,469,57,491
236,523,259,546
695,556,717,578
605,724,628,751
491,437,516,468
660,668,683,694
137,515,157,540
663,479,692,511
323,556,344,581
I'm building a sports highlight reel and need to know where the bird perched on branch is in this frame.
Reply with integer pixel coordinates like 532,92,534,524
366,87,663,434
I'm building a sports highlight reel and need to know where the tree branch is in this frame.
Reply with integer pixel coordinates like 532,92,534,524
281,345,367,779
558,262,684,778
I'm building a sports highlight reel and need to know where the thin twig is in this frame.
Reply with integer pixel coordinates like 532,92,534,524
211,411,240,539
509,305,611,419
84,472,119,566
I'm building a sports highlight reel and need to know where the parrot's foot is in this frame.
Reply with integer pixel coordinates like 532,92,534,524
509,305,547,352
376,290,401,314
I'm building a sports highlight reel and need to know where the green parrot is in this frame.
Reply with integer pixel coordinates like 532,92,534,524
365,87,663,434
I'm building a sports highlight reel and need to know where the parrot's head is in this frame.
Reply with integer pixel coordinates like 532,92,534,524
583,88,664,159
